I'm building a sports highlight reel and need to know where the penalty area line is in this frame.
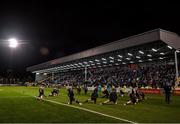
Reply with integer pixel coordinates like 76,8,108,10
44,99,137,124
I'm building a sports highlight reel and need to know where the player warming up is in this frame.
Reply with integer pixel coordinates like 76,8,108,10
124,90,137,105
100,88,118,105
49,88,60,97
36,86,45,101
67,88,82,105
84,88,98,104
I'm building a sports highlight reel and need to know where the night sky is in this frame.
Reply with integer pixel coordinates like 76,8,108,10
0,1,179,78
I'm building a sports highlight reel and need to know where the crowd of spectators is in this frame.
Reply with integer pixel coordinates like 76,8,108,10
48,63,177,89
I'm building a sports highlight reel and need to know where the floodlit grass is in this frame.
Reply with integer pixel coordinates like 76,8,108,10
0,86,180,123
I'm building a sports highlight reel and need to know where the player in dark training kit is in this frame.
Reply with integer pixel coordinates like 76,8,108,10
101,88,118,105
84,88,98,104
67,88,82,105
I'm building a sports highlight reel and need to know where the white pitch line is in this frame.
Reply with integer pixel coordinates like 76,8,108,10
44,99,137,124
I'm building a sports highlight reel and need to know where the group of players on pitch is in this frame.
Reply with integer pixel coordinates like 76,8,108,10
36,85,145,106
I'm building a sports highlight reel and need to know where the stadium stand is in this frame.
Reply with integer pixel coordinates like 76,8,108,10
26,29,180,94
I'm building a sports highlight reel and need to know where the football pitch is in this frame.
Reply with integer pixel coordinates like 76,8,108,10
0,86,180,123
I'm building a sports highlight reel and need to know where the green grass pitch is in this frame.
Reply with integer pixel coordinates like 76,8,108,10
0,86,180,123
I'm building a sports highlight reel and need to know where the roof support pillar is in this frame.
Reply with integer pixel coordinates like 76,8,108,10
52,72,54,83
85,65,87,81
175,51,179,87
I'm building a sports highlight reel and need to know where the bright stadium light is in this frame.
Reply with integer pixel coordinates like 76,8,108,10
95,59,99,62
160,52,165,55
8,38,18,48
139,50,144,54
152,48,157,52
117,55,123,58
167,45,173,49
128,53,133,56
109,56,114,59
83,61,88,64
89,61,93,63
136,56,141,59
148,59,152,61
110,60,114,63
147,54,152,57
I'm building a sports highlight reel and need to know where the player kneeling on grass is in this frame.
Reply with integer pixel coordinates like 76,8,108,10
36,86,45,101
49,88,59,97
101,88,109,98
67,88,82,105
136,90,145,102
84,88,98,104
124,90,137,105
101,88,117,105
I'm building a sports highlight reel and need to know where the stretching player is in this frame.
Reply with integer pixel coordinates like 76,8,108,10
36,86,45,101
101,88,109,98
124,90,136,105
101,88,118,105
49,88,59,96
136,90,145,102
84,88,98,104
67,88,82,105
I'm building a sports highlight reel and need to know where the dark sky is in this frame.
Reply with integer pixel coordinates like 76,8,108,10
0,1,179,77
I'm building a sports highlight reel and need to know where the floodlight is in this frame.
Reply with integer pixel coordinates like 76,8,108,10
83,62,88,64
147,54,152,57
117,55,123,58
128,53,133,56
167,45,173,49
95,59,99,62
110,60,114,63
109,56,114,59
139,51,144,54
148,59,152,61
152,48,157,52
160,52,165,55
136,56,141,59
8,38,18,48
